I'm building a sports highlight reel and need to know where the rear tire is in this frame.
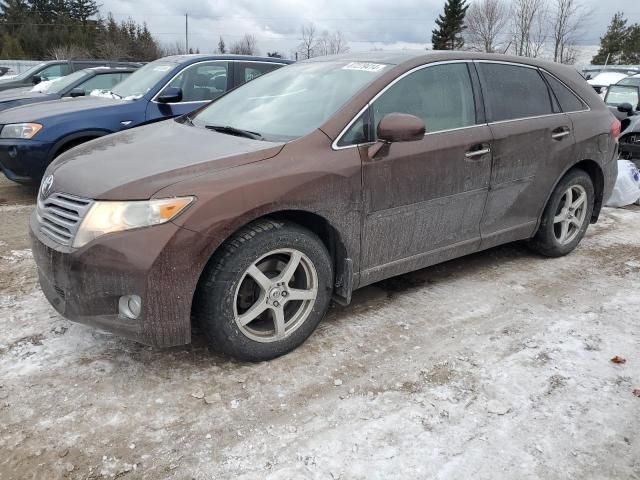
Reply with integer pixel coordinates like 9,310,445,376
194,219,333,361
529,168,594,257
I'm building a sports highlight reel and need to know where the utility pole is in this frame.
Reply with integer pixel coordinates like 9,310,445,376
185,13,189,54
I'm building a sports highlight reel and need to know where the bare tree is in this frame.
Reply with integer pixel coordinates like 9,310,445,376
230,34,259,55
465,0,509,52
549,0,589,64
329,31,350,54
298,23,317,59
511,0,548,57
48,44,92,60
162,41,187,56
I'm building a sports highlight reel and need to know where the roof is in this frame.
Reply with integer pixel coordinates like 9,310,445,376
301,50,574,71
158,54,293,65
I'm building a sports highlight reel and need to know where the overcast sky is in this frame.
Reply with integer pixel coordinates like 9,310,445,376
101,0,639,60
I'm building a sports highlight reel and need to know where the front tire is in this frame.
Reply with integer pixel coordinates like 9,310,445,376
194,219,333,361
529,168,594,257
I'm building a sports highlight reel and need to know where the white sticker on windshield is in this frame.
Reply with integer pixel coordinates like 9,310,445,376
153,66,171,72
342,62,387,72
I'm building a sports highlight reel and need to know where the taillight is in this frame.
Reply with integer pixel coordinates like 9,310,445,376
611,118,621,139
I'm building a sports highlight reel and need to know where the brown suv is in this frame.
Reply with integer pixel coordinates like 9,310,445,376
30,52,618,361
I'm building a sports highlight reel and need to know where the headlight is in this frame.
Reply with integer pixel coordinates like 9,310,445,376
73,196,195,248
0,123,43,139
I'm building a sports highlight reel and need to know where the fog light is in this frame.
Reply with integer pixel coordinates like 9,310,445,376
119,295,142,319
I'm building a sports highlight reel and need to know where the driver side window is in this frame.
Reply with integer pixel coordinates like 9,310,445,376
163,62,229,103
372,63,476,137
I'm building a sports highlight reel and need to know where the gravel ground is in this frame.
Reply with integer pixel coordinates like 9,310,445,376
0,174,639,480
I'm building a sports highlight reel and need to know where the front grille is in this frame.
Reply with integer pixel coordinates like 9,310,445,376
36,193,93,246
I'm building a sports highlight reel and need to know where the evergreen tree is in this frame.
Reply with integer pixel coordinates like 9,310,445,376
431,0,469,50
592,12,628,64
70,0,98,24
217,35,226,54
621,24,640,64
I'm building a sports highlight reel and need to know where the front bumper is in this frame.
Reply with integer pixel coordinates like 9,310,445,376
0,138,53,184
30,211,205,347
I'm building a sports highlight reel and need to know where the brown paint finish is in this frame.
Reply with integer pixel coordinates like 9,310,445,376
30,51,619,347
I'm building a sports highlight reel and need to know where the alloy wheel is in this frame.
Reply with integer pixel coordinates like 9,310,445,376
233,248,318,343
553,184,588,245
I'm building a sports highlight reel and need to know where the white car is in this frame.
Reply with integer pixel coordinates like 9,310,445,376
587,72,629,97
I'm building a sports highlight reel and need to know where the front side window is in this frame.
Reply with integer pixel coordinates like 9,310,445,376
191,61,390,142
164,61,229,102
39,64,70,80
45,70,88,94
605,85,640,108
372,63,476,136
478,63,553,122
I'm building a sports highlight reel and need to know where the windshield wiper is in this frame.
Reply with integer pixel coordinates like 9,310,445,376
205,124,263,140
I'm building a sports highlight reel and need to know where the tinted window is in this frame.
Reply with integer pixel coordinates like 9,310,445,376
77,72,130,95
478,63,553,122
165,61,229,102
236,62,280,84
542,72,586,112
372,63,476,135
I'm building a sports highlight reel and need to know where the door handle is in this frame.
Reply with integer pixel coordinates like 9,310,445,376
465,147,491,159
551,127,571,140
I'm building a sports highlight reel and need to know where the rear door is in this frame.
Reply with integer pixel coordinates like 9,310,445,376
354,62,492,280
146,61,231,120
476,61,575,247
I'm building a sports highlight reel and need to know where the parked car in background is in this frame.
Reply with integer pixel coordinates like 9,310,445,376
605,84,640,160
30,51,618,361
587,71,629,95
0,55,291,183
617,74,640,88
0,67,136,112
0,59,140,91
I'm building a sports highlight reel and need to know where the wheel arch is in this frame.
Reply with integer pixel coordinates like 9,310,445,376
48,129,113,162
191,208,354,316
537,159,605,231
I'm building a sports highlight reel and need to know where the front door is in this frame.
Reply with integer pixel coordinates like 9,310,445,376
356,62,493,284
146,61,231,121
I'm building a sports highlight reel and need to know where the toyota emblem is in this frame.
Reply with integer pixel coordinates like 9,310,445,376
40,174,54,198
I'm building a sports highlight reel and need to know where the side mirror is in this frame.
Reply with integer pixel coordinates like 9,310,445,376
69,88,85,98
377,113,426,142
157,87,182,104
368,113,426,159
32,75,42,85
618,102,634,116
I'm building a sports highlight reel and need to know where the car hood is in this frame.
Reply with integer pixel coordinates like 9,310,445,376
0,95,123,122
47,119,285,200
0,87,47,102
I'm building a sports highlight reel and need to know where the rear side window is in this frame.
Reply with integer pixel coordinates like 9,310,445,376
372,63,476,135
477,63,553,122
542,72,587,112
235,62,281,84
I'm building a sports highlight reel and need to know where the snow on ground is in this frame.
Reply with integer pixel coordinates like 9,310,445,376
0,177,639,480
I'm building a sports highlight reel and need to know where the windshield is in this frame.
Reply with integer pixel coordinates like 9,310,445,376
191,61,390,141
3,63,46,82
111,61,174,99
44,70,88,93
